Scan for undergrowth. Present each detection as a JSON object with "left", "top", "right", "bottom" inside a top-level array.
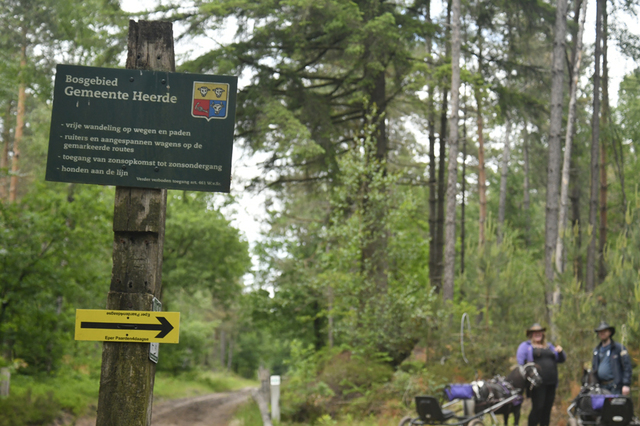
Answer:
[
  {"left": 231, "top": 399, "right": 264, "bottom": 426},
  {"left": 0, "top": 368, "right": 257, "bottom": 425}
]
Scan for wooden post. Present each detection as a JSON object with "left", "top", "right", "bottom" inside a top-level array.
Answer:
[
  {"left": 0, "top": 367, "right": 9, "bottom": 397},
  {"left": 252, "top": 389, "right": 274, "bottom": 426},
  {"left": 95, "top": 20, "right": 174, "bottom": 426},
  {"left": 258, "top": 366, "right": 270, "bottom": 395}
]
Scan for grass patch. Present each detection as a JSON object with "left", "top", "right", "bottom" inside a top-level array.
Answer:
[
  {"left": 9, "top": 372, "right": 100, "bottom": 416},
  {"left": 2, "top": 368, "right": 257, "bottom": 424},
  {"left": 302, "top": 414, "right": 401, "bottom": 426},
  {"left": 280, "top": 414, "right": 402, "bottom": 426},
  {"left": 153, "top": 370, "right": 258, "bottom": 400},
  {"left": 231, "top": 399, "right": 263, "bottom": 426}
]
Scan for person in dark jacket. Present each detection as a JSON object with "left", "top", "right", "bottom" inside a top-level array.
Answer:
[
  {"left": 516, "top": 323, "right": 566, "bottom": 426},
  {"left": 592, "top": 321, "right": 632, "bottom": 395}
]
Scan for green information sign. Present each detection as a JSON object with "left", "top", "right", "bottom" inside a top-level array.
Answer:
[{"left": 46, "top": 64, "right": 237, "bottom": 192}]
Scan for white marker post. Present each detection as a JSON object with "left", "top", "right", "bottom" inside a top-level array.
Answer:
[
  {"left": 270, "top": 375, "right": 281, "bottom": 422},
  {"left": 0, "top": 368, "right": 9, "bottom": 397}
]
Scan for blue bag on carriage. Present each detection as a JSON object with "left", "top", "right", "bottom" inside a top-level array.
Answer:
[
  {"left": 445, "top": 384, "right": 474, "bottom": 401},
  {"left": 591, "top": 394, "right": 619, "bottom": 410}
]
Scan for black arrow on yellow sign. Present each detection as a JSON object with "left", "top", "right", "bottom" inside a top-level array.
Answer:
[{"left": 81, "top": 316, "right": 174, "bottom": 338}]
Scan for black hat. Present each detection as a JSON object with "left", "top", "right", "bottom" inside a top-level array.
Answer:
[
  {"left": 594, "top": 321, "right": 615, "bottom": 337},
  {"left": 526, "top": 323, "right": 546, "bottom": 337}
]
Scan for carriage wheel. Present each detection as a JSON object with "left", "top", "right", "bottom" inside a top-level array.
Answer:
[{"left": 398, "top": 415, "right": 413, "bottom": 426}]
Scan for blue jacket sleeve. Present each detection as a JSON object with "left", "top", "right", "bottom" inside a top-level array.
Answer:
[
  {"left": 620, "top": 345, "right": 633, "bottom": 386},
  {"left": 516, "top": 342, "right": 529, "bottom": 365}
]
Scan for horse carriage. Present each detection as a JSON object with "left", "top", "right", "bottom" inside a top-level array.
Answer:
[
  {"left": 398, "top": 363, "right": 542, "bottom": 426},
  {"left": 567, "top": 370, "right": 640, "bottom": 426}
]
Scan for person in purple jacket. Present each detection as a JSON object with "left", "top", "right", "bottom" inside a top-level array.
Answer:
[{"left": 516, "top": 323, "right": 566, "bottom": 426}]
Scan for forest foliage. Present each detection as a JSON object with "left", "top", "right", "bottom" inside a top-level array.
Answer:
[{"left": 2, "top": 0, "right": 640, "bottom": 423}]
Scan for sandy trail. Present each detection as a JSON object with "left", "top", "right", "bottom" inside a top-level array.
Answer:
[{"left": 72, "top": 388, "right": 254, "bottom": 426}]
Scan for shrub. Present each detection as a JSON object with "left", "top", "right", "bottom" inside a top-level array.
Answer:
[
  {"left": 0, "top": 391, "right": 60, "bottom": 426},
  {"left": 281, "top": 342, "right": 395, "bottom": 423}
]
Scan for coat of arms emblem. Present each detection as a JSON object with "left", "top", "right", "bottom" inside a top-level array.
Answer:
[{"left": 192, "top": 82, "right": 229, "bottom": 120}]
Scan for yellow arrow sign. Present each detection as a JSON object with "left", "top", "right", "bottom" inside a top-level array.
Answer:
[{"left": 75, "top": 309, "right": 180, "bottom": 344}]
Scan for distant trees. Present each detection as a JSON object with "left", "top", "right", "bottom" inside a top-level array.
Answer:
[
  {"left": 162, "top": 0, "right": 639, "bottom": 357},
  {"left": 0, "top": 0, "right": 125, "bottom": 201},
  {"left": 2, "top": 0, "right": 640, "bottom": 380}
]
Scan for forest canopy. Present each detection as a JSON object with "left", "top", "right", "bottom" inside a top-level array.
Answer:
[{"left": 2, "top": 0, "right": 640, "bottom": 422}]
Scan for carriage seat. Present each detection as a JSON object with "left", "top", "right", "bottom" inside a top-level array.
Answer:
[
  {"left": 600, "top": 396, "right": 634, "bottom": 426},
  {"left": 415, "top": 396, "right": 456, "bottom": 423}
]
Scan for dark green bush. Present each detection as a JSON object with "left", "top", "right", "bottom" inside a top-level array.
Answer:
[
  {"left": 281, "top": 343, "right": 395, "bottom": 423},
  {"left": 0, "top": 391, "right": 60, "bottom": 426}
]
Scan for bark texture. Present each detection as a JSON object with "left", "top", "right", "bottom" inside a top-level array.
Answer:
[
  {"left": 544, "top": 0, "right": 568, "bottom": 301},
  {"left": 556, "top": 0, "right": 587, "bottom": 274},
  {"left": 474, "top": 24, "right": 486, "bottom": 248},
  {"left": 96, "top": 20, "right": 173, "bottom": 426},
  {"left": 435, "top": 88, "right": 447, "bottom": 291},
  {"left": 476, "top": 87, "right": 486, "bottom": 247},
  {"left": 0, "top": 101, "right": 12, "bottom": 201},
  {"left": 434, "top": 0, "right": 452, "bottom": 292},
  {"left": 586, "top": 0, "right": 604, "bottom": 292},
  {"left": 442, "top": 0, "right": 461, "bottom": 301},
  {"left": 9, "top": 45, "right": 26, "bottom": 203},
  {"left": 426, "top": 0, "right": 439, "bottom": 291},
  {"left": 460, "top": 109, "right": 467, "bottom": 274},
  {"left": 497, "top": 120, "right": 512, "bottom": 245},
  {"left": 523, "top": 125, "right": 531, "bottom": 246},
  {"left": 428, "top": 86, "right": 438, "bottom": 288},
  {"left": 598, "top": 2, "right": 609, "bottom": 285}
]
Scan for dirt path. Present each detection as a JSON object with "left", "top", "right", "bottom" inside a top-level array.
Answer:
[
  {"left": 152, "top": 388, "right": 253, "bottom": 426},
  {"left": 72, "top": 388, "right": 254, "bottom": 426}
]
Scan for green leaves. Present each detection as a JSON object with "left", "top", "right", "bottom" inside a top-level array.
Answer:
[
  {"left": 162, "top": 192, "right": 251, "bottom": 305},
  {"left": 0, "top": 182, "right": 113, "bottom": 371}
]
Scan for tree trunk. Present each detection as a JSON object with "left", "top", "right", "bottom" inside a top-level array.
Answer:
[
  {"left": 435, "top": 88, "right": 447, "bottom": 292},
  {"left": 442, "top": 0, "right": 461, "bottom": 301},
  {"left": 523, "top": 125, "right": 531, "bottom": 247},
  {"left": 327, "top": 285, "right": 334, "bottom": 348},
  {"left": 9, "top": 42, "right": 26, "bottom": 203},
  {"left": 426, "top": 0, "right": 439, "bottom": 291},
  {"left": 0, "top": 101, "right": 12, "bottom": 201},
  {"left": 460, "top": 105, "right": 467, "bottom": 274},
  {"left": 475, "top": 27, "right": 486, "bottom": 247},
  {"left": 598, "top": 2, "right": 609, "bottom": 284},
  {"left": 586, "top": 0, "right": 604, "bottom": 292},
  {"left": 95, "top": 22, "right": 174, "bottom": 423},
  {"left": 361, "top": 71, "right": 388, "bottom": 291},
  {"left": 556, "top": 0, "right": 587, "bottom": 274},
  {"left": 497, "top": 120, "right": 512, "bottom": 245},
  {"left": 570, "top": 145, "right": 583, "bottom": 282},
  {"left": 220, "top": 329, "right": 226, "bottom": 368},
  {"left": 428, "top": 89, "right": 438, "bottom": 288},
  {"left": 545, "top": 0, "right": 568, "bottom": 335},
  {"left": 434, "top": 0, "right": 452, "bottom": 293},
  {"left": 545, "top": 0, "right": 568, "bottom": 305},
  {"left": 227, "top": 339, "right": 234, "bottom": 371}
]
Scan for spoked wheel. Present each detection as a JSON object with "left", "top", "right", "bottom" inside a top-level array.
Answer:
[{"left": 398, "top": 415, "right": 413, "bottom": 426}]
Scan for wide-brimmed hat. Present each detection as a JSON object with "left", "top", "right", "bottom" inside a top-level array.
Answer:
[
  {"left": 526, "top": 323, "right": 546, "bottom": 337},
  {"left": 594, "top": 321, "right": 615, "bottom": 336}
]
